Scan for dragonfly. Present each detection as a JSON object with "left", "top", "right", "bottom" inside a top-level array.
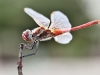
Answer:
[{"left": 21, "top": 8, "right": 100, "bottom": 58}]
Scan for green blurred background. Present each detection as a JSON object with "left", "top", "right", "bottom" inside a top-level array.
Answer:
[{"left": 0, "top": 0, "right": 100, "bottom": 75}]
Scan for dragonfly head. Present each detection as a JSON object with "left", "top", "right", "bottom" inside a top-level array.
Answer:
[{"left": 22, "top": 29, "right": 33, "bottom": 42}]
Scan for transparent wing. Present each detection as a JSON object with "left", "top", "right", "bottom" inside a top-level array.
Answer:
[
  {"left": 49, "top": 11, "right": 71, "bottom": 30},
  {"left": 40, "top": 37, "right": 52, "bottom": 41},
  {"left": 24, "top": 8, "right": 50, "bottom": 28},
  {"left": 54, "top": 32, "right": 72, "bottom": 44}
]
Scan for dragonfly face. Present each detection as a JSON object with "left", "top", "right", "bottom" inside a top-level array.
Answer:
[{"left": 22, "top": 29, "right": 33, "bottom": 42}]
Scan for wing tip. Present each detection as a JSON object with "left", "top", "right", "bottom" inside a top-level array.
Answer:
[
  {"left": 51, "top": 11, "right": 58, "bottom": 14},
  {"left": 24, "top": 7, "right": 32, "bottom": 12},
  {"left": 51, "top": 11, "right": 54, "bottom": 14},
  {"left": 51, "top": 11, "right": 61, "bottom": 14},
  {"left": 24, "top": 7, "right": 28, "bottom": 12}
]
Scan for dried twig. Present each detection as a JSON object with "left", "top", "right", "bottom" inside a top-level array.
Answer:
[{"left": 17, "top": 44, "right": 24, "bottom": 75}]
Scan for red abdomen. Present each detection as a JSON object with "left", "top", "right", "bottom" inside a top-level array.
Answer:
[{"left": 70, "top": 20, "right": 100, "bottom": 31}]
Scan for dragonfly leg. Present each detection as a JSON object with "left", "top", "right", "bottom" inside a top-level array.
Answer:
[
  {"left": 22, "top": 42, "right": 35, "bottom": 50},
  {"left": 18, "top": 42, "right": 34, "bottom": 59},
  {"left": 22, "top": 41, "right": 39, "bottom": 58}
]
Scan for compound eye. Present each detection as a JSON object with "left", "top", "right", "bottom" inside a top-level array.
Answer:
[{"left": 22, "top": 29, "right": 32, "bottom": 42}]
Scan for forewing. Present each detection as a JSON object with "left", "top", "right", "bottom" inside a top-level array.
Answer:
[
  {"left": 24, "top": 8, "right": 50, "bottom": 28},
  {"left": 49, "top": 11, "right": 71, "bottom": 30},
  {"left": 54, "top": 32, "right": 72, "bottom": 44}
]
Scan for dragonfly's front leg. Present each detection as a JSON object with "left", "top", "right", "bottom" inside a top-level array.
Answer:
[
  {"left": 22, "top": 41, "right": 39, "bottom": 58},
  {"left": 18, "top": 42, "right": 35, "bottom": 59},
  {"left": 21, "top": 42, "right": 35, "bottom": 50}
]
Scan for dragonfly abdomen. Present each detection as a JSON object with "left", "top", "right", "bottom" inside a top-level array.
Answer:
[{"left": 70, "top": 20, "right": 100, "bottom": 31}]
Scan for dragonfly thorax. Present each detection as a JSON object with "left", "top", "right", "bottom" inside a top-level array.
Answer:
[{"left": 32, "top": 27, "right": 53, "bottom": 41}]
